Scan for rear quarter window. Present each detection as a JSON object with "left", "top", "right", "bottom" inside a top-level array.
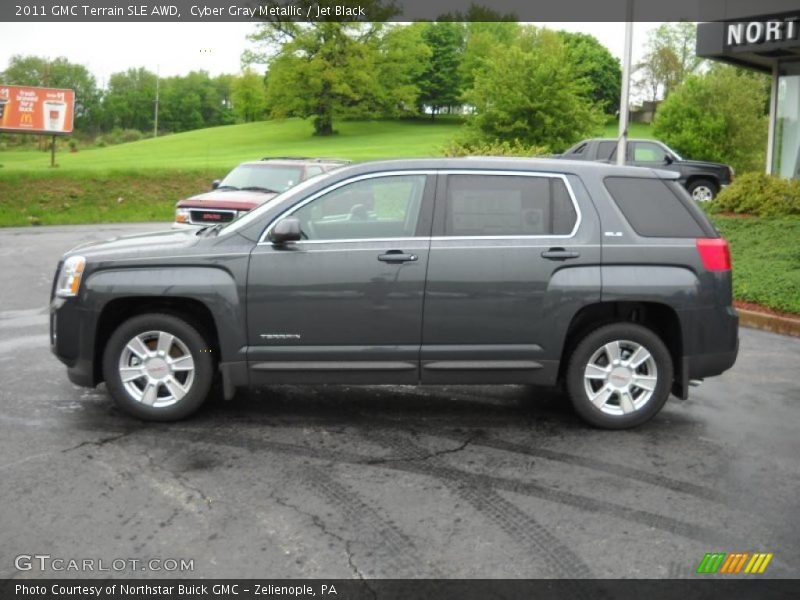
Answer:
[{"left": 603, "top": 177, "right": 707, "bottom": 238}]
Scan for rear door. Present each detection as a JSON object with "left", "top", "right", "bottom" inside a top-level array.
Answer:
[{"left": 420, "top": 170, "right": 601, "bottom": 385}]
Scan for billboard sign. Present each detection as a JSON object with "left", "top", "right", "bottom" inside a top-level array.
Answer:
[{"left": 0, "top": 85, "right": 75, "bottom": 134}]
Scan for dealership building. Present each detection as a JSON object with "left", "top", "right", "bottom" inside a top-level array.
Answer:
[{"left": 697, "top": 11, "right": 800, "bottom": 179}]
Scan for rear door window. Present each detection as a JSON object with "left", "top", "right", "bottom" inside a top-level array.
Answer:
[
  {"left": 443, "top": 175, "right": 577, "bottom": 237},
  {"left": 596, "top": 142, "right": 617, "bottom": 161},
  {"left": 603, "top": 177, "right": 707, "bottom": 237}
]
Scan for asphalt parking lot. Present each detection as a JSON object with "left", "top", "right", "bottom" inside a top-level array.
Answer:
[{"left": 1, "top": 223, "right": 798, "bottom": 580}]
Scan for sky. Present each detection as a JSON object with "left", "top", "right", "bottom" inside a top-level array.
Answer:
[{"left": 0, "top": 21, "right": 661, "bottom": 87}]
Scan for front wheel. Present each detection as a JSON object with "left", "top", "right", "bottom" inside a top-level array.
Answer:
[
  {"left": 687, "top": 179, "right": 718, "bottom": 202},
  {"left": 566, "top": 323, "right": 673, "bottom": 429},
  {"left": 102, "top": 313, "right": 214, "bottom": 421}
]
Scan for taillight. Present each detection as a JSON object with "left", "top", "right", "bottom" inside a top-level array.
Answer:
[{"left": 696, "top": 238, "right": 731, "bottom": 271}]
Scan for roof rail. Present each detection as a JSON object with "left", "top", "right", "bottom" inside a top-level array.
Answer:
[{"left": 260, "top": 156, "right": 351, "bottom": 163}]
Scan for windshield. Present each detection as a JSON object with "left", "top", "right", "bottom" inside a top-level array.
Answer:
[
  {"left": 662, "top": 143, "right": 683, "bottom": 161},
  {"left": 218, "top": 171, "right": 332, "bottom": 236},
  {"left": 219, "top": 164, "right": 304, "bottom": 193}
]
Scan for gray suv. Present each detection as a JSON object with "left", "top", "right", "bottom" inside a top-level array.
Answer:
[{"left": 50, "top": 159, "right": 738, "bottom": 429}]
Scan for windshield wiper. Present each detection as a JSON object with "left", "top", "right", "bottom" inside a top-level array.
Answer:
[
  {"left": 215, "top": 185, "right": 239, "bottom": 191},
  {"left": 195, "top": 223, "right": 226, "bottom": 237},
  {"left": 239, "top": 186, "right": 279, "bottom": 194}
]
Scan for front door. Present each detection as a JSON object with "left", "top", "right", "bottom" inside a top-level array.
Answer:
[
  {"left": 246, "top": 172, "right": 435, "bottom": 384},
  {"left": 628, "top": 141, "right": 673, "bottom": 170}
]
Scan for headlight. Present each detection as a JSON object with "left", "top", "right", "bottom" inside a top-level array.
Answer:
[
  {"left": 56, "top": 255, "right": 86, "bottom": 297},
  {"left": 175, "top": 208, "right": 191, "bottom": 224}
]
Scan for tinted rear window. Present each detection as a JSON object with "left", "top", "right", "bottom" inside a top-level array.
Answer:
[
  {"left": 445, "top": 175, "right": 577, "bottom": 237},
  {"left": 604, "top": 177, "right": 706, "bottom": 238}
]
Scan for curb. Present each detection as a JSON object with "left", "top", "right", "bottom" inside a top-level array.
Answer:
[{"left": 737, "top": 309, "right": 800, "bottom": 338}]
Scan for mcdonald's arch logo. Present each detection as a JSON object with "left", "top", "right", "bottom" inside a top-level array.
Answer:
[
  {"left": 696, "top": 552, "right": 773, "bottom": 574},
  {"left": 20, "top": 113, "right": 33, "bottom": 125}
]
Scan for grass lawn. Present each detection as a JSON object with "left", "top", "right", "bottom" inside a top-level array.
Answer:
[
  {"left": 0, "top": 118, "right": 464, "bottom": 173},
  {"left": 0, "top": 170, "right": 217, "bottom": 226},
  {"left": 712, "top": 215, "right": 800, "bottom": 315},
  {"left": 601, "top": 121, "right": 654, "bottom": 139},
  {"left": 0, "top": 118, "right": 465, "bottom": 226}
]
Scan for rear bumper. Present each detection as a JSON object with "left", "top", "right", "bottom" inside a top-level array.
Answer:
[
  {"left": 686, "top": 344, "right": 739, "bottom": 381},
  {"left": 673, "top": 305, "right": 738, "bottom": 398}
]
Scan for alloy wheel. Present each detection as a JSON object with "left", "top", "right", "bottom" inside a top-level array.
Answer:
[
  {"left": 582, "top": 339, "right": 658, "bottom": 416},
  {"left": 692, "top": 185, "right": 714, "bottom": 202},
  {"left": 118, "top": 330, "right": 195, "bottom": 408}
]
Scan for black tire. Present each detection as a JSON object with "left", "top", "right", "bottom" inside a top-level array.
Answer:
[
  {"left": 687, "top": 178, "right": 718, "bottom": 203},
  {"left": 565, "top": 323, "right": 673, "bottom": 429},
  {"left": 102, "top": 313, "right": 214, "bottom": 421}
]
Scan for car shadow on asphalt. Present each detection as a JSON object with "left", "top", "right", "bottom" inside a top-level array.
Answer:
[{"left": 65, "top": 382, "right": 698, "bottom": 440}]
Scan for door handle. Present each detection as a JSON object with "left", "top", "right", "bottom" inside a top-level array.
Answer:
[
  {"left": 378, "top": 250, "right": 418, "bottom": 263},
  {"left": 541, "top": 248, "right": 580, "bottom": 260}
]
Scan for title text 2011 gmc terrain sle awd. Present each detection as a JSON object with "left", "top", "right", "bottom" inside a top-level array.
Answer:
[{"left": 51, "top": 159, "right": 738, "bottom": 429}]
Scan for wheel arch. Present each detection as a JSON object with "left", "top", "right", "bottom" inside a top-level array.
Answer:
[
  {"left": 686, "top": 174, "right": 720, "bottom": 191},
  {"left": 94, "top": 297, "right": 221, "bottom": 385},
  {"left": 558, "top": 301, "right": 685, "bottom": 398}
]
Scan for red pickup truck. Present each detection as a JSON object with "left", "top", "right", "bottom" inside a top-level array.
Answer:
[{"left": 173, "top": 157, "right": 349, "bottom": 228}]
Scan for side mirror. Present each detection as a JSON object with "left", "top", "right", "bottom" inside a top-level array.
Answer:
[
  {"left": 211, "top": 179, "right": 221, "bottom": 190},
  {"left": 268, "top": 217, "right": 302, "bottom": 245},
  {"left": 664, "top": 155, "right": 674, "bottom": 165}
]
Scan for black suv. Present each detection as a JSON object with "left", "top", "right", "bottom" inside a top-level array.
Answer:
[
  {"left": 557, "top": 138, "right": 734, "bottom": 202},
  {"left": 50, "top": 159, "right": 738, "bottom": 429}
]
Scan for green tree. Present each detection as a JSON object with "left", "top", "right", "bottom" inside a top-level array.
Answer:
[
  {"left": 556, "top": 31, "right": 621, "bottom": 115},
  {"left": 375, "top": 23, "right": 430, "bottom": 118},
  {"left": 231, "top": 69, "right": 267, "bottom": 123},
  {"left": 104, "top": 67, "right": 157, "bottom": 131},
  {"left": 416, "top": 22, "right": 464, "bottom": 119},
  {"left": 465, "top": 26, "right": 603, "bottom": 151},
  {"left": 636, "top": 22, "right": 702, "bottom": 101},
  {"left": 162, "top": 72, "right": 237, "bottom": 130},
  {"left": 459, "top": 21, "right": 520, "bottom": 95},
  {"left": 2, "top": 55, "right": 102, "bottom": 132},
  {"left": 652, "top": 65, "right": 769, "bottom": 174},
  {"left": 246, "top": 1, "right": 398, "bottom": 135}
]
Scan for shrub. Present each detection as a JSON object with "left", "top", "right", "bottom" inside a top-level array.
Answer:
[
  {"left": 711, "top": 172, "right": 800, "bottom": 217},
  {"left": 443, "top": 138, "right": 549, "bottom": 158},
  {"left": 653, "top": 65, "right": 769, "bottom": 174},
  {"left": 96, "top": 128, "right": 145, "bottom": 147}
]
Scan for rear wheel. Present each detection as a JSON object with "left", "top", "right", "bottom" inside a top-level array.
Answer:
[
  {"left": 102, "top": 313, "right": 214, "bottom": 421},
  {"left": 687, "top": 179, "right": 718, "bottom": 202},
  {"left": 566, "top": 323, "right": 673, "bottom": 429}
]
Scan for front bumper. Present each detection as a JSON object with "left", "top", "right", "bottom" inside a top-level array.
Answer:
[{"left": 50, "top": 296, "right": 98, "bottom": 387}]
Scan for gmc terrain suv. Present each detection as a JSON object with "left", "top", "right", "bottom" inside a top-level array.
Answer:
[
  {"left": 50, "top": 159, "right": 738, "bottom": 429},
  {"left": 557, "top": 138, "right": 734, "bottom": 202},
  {"left": 173, "top": 157, "right": 349, "bottom": 228}
]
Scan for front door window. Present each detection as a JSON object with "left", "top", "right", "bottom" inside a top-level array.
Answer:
[{"left": 291, "top": 175, "right": 427, "bottom": 240}]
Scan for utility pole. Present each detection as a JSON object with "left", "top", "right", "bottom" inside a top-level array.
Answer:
[
  {"left": 153, "top": 65, "right": 160, "bottom": 138},
  {"left": 616, "top": 2, "right": 634, "bottom": 166}
]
